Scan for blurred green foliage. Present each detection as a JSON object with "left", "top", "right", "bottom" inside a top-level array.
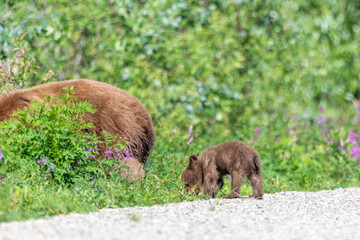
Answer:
[
  {"left": 1, "top": 0, "right": 359, "bottom": 125},
  {"left": 0, "top": 0, "right": 360, "bottom": 222}
]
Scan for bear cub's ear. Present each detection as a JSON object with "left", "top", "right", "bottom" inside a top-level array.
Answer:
[
  {"left": 189, "top": 154, "right": 198, "bottom": 161},
  {"left": 188, "top": 154, "right": 198, "bottom": 167}
]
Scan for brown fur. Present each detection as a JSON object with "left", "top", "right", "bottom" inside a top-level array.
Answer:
[
  {"left": 0, "top": 79, "right": 155, "bottom": 179},
  {"left": 181, "top": 141, "right": 264, "bottom": 199}
]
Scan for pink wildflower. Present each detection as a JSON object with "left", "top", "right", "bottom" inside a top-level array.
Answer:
[
  {"left": 37, "top": 156, "right": 45, "bottom": 164},
  {"left": 253, "top": 127, "right": 261, "bottom": 140},
  {"left": 350, "top": 147, "right": 360, "bottom": 162},
  {"left": 187, "top": 136, "right": 194, "bottom": 146},
  {"left": 188, "top": 123, "right": 193, "bottom": 137},
  {"left": 317, "top": 114, "right": 326, "bottom": 125},
  {"left": 347, "top": 130, "right": 359, "bottom": 145}
]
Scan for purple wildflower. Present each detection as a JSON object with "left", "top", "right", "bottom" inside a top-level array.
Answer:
[
  {"left": 37, "top": 156, "right": 45, "bottom": 164},
  {"left": 323, "top": 127, "right": 328, "bottom": 135},
  {"left": 287, "top": 127, "right": 291, "bottom": 134},
  {"left": 88, "top": 148, "right": 92, "bottom": 152},
  {"left": 320, "top": 106, "right": 324, "bottom": 112},
  {"left": 347, "top": 131, "right": 359, "bottom": 146},
  {"left": 104, "top": 147, "right": 113, "bottom": 159},
  {"left": 330, "top": 138, "right": 334, "bottom": 143},
  {"left": 350, "top": 146, "right": 360, "bottom": 162},
  {"left": 173, "top": 126, "right": 177, "bottom": 133},
  {"left": 188, "top": 123, "right": 193, "bottom": 137},
  {"left": 253, "top": 127, "right": 261, "bottom": 140},
  {"left": 77, "top": 160, "right": 81, "bottom": 164},
  {"left": 127, "top": 148, "right": 133, "bottom": 158},
  {"left": 67, "top": 166, "right": 71, "bottom": 172},
  {"left": 276, "top": 137, "right": 281, "bottom": 144},
  {"left": 317, "top": 114, "right": 326, "bottom": 125},
  {"left": 50, "top": 166, "right": 55, "bottom": 172},
  {"left": 119, "top": 148, "right": 133, "bottom": 160},
  {"left": 187, "top": 136, "right": 194, "bottom": 146},
  {"left": 227, "top": 175, "right": 231, "bottom": 180},
  {"left": 0, "top": 152, "right": 4, "bottom": 160}
]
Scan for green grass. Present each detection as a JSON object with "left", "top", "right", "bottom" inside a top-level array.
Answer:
[{"left": 1, "top": 115, "right": 359, "bottom": 223}]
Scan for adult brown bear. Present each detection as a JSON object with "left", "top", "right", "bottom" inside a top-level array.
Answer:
[{"left": 0, "top": 79, "right": 155, "bottom": 178}]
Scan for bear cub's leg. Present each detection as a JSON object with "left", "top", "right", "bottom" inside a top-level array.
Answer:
[
  {"left": 248, "top": 172, "right": 264, "bottom": 199},
  {"left": 203, "top": 171, "right": 222, "bottom": 198},
  {"left": 224, "top": 171, "right": 245, "bottom": 199}
]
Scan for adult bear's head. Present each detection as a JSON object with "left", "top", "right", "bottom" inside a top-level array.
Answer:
[{"left": 0, "top": 91, "right": 33, "bottom": 121}]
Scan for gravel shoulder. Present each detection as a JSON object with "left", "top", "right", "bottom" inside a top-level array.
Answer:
[{"left": 1, "top": 187, "right": 359, "bottom": 240}]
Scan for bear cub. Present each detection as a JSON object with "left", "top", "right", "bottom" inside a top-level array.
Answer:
[{"left": 181, "top": 141, "right": 264, "bottom": 199}]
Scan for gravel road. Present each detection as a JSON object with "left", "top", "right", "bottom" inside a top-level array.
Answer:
[{"left": 1, "top": 187, "right": 359, "bottom": 240}]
